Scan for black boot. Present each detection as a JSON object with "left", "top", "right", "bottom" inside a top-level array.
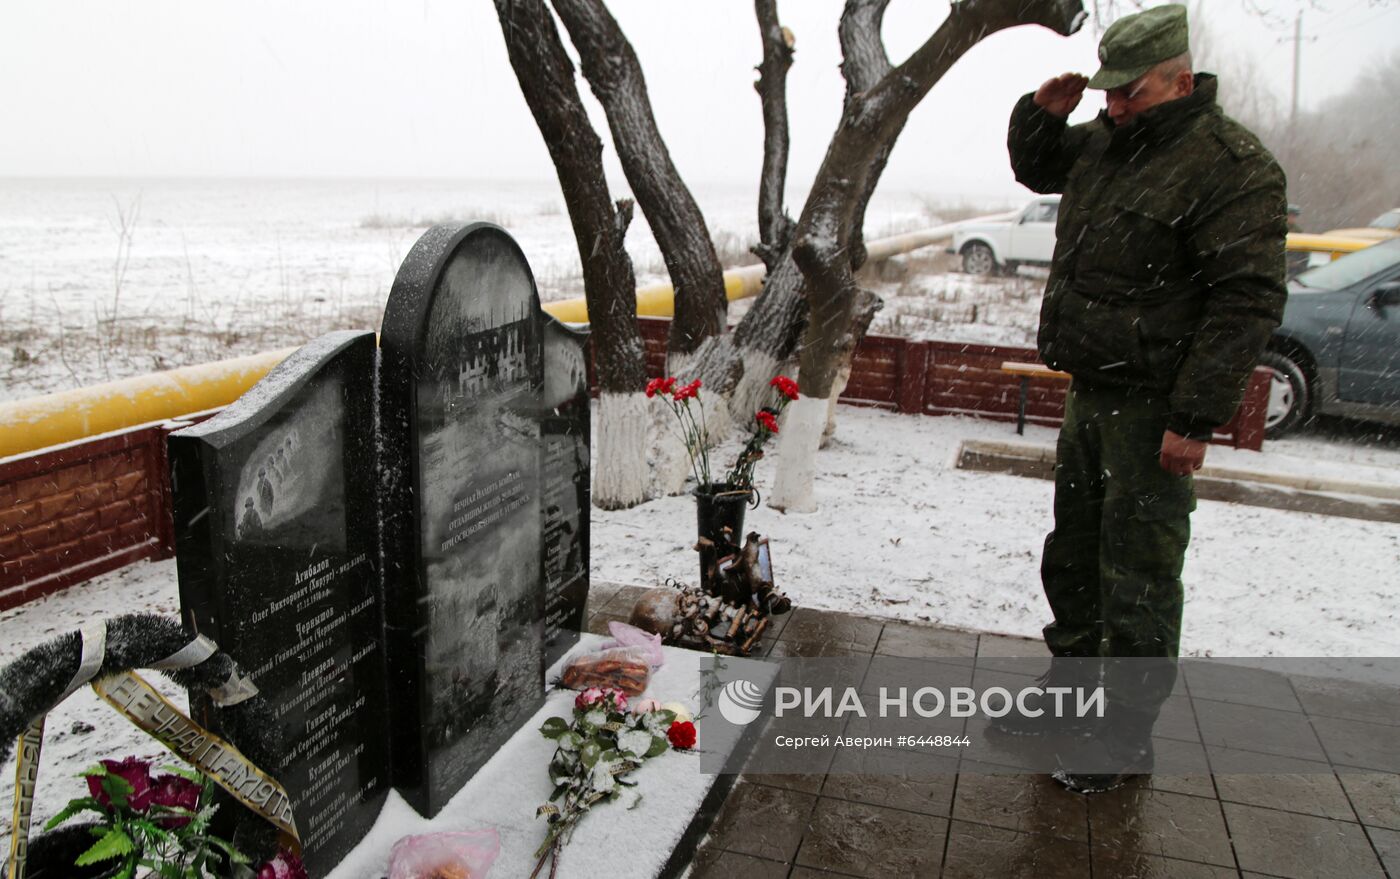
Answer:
[
  {"left": 1051, "top": 700, "right": 1156, "bottom": 794},
  {"left": 1051, "top": 734, "right": 1154, "bottom": 794},
  {"left": 988, "top": 658, "right": 1102, "bottom": 738}
]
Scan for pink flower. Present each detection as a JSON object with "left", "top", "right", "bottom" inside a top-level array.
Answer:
[
  {"left": 755, "top": 410, "right": 780, "bottom": 434},
  {"left": 604, "top": 688, "right": 629, "bottom": 712},
  {"left": 149, "top": 773, "right": 201, "bottom": 828},
  {"left": 575, "top": 687, "right": 605, "bottom": 710},
  {"left": 769, "top": 375, "right": 799, "bottom": 401},
  {"left": 633, "top": 698, "right": 662, "bottom": 714},
  {"left": 87, "top": 757, "right": 154, "bottom": 812},
  {"left": 256, "top": 849, "right": 308, "bottom": 879}
]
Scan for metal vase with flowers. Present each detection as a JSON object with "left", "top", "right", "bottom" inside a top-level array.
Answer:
[{"left": 647, "top": 374, "right": 799, "bottom": 591}]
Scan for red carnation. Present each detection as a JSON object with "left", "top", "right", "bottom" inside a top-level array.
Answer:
[
  {"left": 755, "top": 410, "right": 780, "bottom": 434},
  {"left": 645, "top": 376, "right": 677, "bottom": 398},
  {"left": 87, "top": 757, "right": 154, "bottom": 812},
  {"left": 769, "top": 375, "right": 799, "bottom": 401},
  {"left": 672, "top": 379, "right": 702, "bottom": 402},
  {"left": 667, "top": 720, "right": 697, "bottom": 750}
]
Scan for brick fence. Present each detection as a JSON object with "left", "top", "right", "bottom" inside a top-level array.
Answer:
[
  {"left": 0, "top": 424, "right": 176, "bottom": 610},
  {"left": 638, "top": 317, "right": 1268, "bottom": 438},
  {"left": 0, "top": 322, "right": 1268, "bottom": 610}
]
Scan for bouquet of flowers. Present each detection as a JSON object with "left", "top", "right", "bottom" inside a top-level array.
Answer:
[
  {"left": 42, "top": 756, "right": 305, "bottom": 879},
  {"left": 646, "top": 374, "right": 800, "bottom": 491},
  {"left": 533, "top": 688, "right": 695, "bottom": 876},
  {"left": 43, "top": 757, "right": 242, "bottom": 879}
]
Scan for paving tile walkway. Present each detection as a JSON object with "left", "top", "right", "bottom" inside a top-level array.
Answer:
[{"left": 586, "top": 583, "right": 1399, "bottom": 879}]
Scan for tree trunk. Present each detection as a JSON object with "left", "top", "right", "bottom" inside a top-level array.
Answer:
[
  {"left": 499, "top": 0, "right": 1085, "bottom": 509},
  {"left": 493, "top": 0, "right": 648, "bottom": 509},
  {"left": 770, "top": 0, "right": 1085, "bottom": 511},
  {"left": 644, "top": 1, "right": 809, "bottom": 497},
  {"left": 753, "top": 0, "right": 796, "bottom": 273},
  {"left": 549, "top": 0, "right": 729, "bottom": 363},
  {"left": 838, "top": 0, "right": 894, "bottom": 273}
]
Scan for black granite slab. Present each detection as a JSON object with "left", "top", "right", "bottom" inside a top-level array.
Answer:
[
  {"left": 541, "top": 318, "right": 590, "bottom": 669},
  {"left": 169, "top": 330, "right": 388, "bottom": 876},
  {"left": 378, "top": 223, "right": 549, "bottom": 817}
]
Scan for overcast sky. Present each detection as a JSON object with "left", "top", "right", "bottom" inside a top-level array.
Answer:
[{"left": 2, "top": 0, "right": 1396, "bottom": 200}]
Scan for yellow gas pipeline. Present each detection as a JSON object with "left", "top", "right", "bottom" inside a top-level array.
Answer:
[
  {"left": 0, "top": 349, "right": 299, "bottom": 460},
  {"left": 0, "top": 268, "right": 770, "bottom": 459},
  {"left": 541, "top": 263, "right": 766, "bottom": 322}
]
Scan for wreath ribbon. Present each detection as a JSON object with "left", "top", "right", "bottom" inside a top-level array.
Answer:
[
  {"left": 92, "top": 672, "right": 299, "bottom": 841},
  {"left": 5, "top": 624, "right": 295, "bottom": 879},
  {"left": 5, "top": 720, "right": 43, "bottom": 879}
]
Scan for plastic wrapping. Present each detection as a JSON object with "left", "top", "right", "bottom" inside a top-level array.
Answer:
[
  {"left": 600, "top": 621, "right": 665, "bottom": 668},
  {"left": 387, "top": 829, "right": 499, "bottom": 879},
  {"left": 559, "top": 646, "right": 652, "bottom": 696}
]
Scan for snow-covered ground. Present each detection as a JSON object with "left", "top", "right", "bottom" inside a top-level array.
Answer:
[
  {"left": 5, "top": 402, "right": 1399, "bottom": 841},
  {"left": 598, "top": 405, "right": 1400, "bottom": 659},
  {"left": 866, "top": 254, "right": 1045, "bottom": 347}
]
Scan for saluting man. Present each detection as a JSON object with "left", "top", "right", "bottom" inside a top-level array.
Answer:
[{"left": 999, "top": 4, "right": 1287, "bottom": 792}]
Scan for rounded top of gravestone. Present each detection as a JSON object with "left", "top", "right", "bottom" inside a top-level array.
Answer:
[{"left": 380, "top": 223, "right": 541, "bottom": 365}]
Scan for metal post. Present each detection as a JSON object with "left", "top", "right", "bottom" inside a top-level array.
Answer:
[
  {"left": 1017, "top": 377, "right": 1029, "bottom": 435},
  {"left": 1290, "top": 10, "right": 1302, "bottom": 130}
]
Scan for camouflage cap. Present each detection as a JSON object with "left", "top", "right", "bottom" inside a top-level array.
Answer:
[{"left": 1087, "top": 5, "right": 1190, "bottom": 90}]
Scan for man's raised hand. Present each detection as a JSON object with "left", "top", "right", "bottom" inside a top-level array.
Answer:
[{"left": 1034, "top": 73, "right": 1089, "bottom": 118}]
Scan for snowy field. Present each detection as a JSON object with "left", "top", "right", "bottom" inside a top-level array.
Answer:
[{"left": 0, "top": 177, "right": 962, "bottom": 402}]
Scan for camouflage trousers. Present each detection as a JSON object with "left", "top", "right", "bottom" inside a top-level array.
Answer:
[{"left": 1041, "top": 381, "right": 1194, "bottom": 664}]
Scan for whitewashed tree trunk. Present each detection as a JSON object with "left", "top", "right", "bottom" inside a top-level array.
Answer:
[
  {"left": 725, "top": 349, "right": 786, "bottom": 427},
  {"left": 594, "top": 392, "right": 649, "bottom": 509},
  {"left": 822, "top": 362, "right": 852, "bottom": 449},
  {"left": 768, "top": 395, "right": 828, "bottom": 513},
  {"left": 495, "top": 0, "right": 651, "bottom": 509},
  {"left": 647, "top": 405, "right": 692, "bottom": 498}
]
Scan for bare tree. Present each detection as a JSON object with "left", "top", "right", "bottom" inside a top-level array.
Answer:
[
  {"left": 496, "top": 0, "right": 1087, "bottom": 510},
  {"left": 549, "top": 0, "right": 729, "bottom": 365},
  {"left": 1270, "top": 50, "right": 1400, "bottom": 232},
  {"left": 769, "top": 0, "right": 1086, "bottom": 510},
  {"left": 1191, "top": 3, "right": 1400, "bottom": 233},
  {"left": 494, "top": 0, "right": 649, "bottom": 508}
]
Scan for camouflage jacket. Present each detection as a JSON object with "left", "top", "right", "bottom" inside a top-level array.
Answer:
[{"left": 1007, "top": 75, "right": 1287, "bottom": 439}]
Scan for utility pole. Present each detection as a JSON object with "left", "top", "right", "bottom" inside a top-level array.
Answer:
[
  {"left": 1276, "top": 7, "right": 1316, "bottom": 137},
  {"left": 1277, "top": 9, "right": 1315, "bottom": 133},
  {"left": 1290, "top": 10, "right": 1302, "bottom": 129}
]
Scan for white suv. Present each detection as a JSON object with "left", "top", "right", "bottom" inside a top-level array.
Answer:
[{"left": 948, "top": 195, "right": 1060, "bottom": 275}]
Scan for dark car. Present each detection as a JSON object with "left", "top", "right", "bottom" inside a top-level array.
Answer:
[{"left": 1263, "top": 238, "right": 1400, "bottom": 437}]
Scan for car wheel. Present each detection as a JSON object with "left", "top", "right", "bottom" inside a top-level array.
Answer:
[
  {"left": 962, "top": 242, "right": 996, "bottom": 276},
  {"left": 1261, "top": 349, "right": 1310, "bottom": 439}
]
